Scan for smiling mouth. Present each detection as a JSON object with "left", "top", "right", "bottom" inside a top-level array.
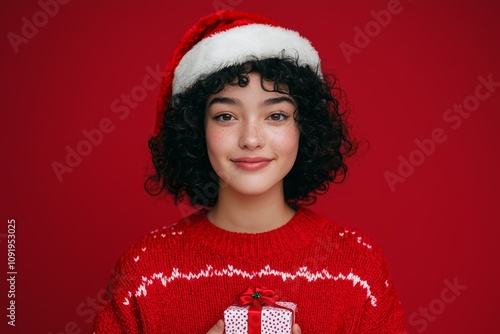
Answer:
[{"left": 231, "top": 158, "right": 273, "bottom": 171}]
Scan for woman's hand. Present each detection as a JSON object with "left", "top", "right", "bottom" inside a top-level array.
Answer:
[
  {"left": 206, "top": 320, "right": 302, "bottom": 334},
  {"left": 206, "top": 320, "right": 224, "bottom": 334}
]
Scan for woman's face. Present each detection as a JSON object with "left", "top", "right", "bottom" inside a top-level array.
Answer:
[{"left": 204, "top": 72, "right": 300, "bottom": 197}]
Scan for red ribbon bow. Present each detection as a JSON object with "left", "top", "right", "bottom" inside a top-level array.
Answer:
[{"left": 236, "top": 287, "right": 295, "bottom": 334}]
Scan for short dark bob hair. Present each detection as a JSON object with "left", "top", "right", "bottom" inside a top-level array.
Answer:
[{"left": 145, "top": 56, "right": 357, "bottom": 208}]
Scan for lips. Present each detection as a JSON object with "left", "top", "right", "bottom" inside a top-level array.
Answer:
[{"left": 231, "top": 157, "right": 273, "bottom": 171}]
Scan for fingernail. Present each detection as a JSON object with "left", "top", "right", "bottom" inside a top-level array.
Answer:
[
  {"left": 216, "top": 319, "right": 223, "bottom": 330},
  {"left": 296, "top": 324, "right": 302, "bottom": 334}
]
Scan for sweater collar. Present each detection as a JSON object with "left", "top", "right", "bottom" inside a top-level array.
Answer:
[{"left": 184, "top": 206, "right": 325, "bottom": 258}]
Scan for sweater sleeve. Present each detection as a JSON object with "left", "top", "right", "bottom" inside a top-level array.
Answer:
[
  {"left": 358, "top": 244, "right": 407, "bottom": 333},
  {"left": 93, "top": 246, "right": 144, "bottom": 334}
]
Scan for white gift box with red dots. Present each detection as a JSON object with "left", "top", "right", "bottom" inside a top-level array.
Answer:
[{"left": 224, "top": 301, "right": 297, "bottom": 334}]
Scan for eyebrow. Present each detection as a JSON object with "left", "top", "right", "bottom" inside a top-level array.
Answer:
[
  {"left": 207, "top": 96, "right": 296, "bottom": 108},
  {"left": 207, "top": 97, "right": 237, "bottom": 107}
]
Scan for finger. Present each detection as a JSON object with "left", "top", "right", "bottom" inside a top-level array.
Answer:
[
  {"left": 292, "top": 323, "right": 302, "bottom": 334},
  {"left": 206, "top": 319, "right": 224, "bottom": 334}
]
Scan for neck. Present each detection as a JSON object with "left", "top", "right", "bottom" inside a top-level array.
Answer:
[{"left": 206, "top": 181, "right": 295, "bottom": 233}]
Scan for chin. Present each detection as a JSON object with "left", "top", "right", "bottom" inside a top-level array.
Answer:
[{"left": 225, "top": 179, "right": 282, "bottom": 197}]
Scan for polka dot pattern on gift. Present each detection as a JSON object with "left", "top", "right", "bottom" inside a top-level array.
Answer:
[
  {"left": 261, "top": 302, "right": 296, "bottom": 333},
  {"left": 224, "top": 302, "right": 296, "bottom": 334},
  {"left": 224, "top": 305, "right": 249, "bottom": 333}
]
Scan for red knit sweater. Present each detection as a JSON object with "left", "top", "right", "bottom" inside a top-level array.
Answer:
[{"left": 93, "top": 207, "right": 406, "bottom": 333}]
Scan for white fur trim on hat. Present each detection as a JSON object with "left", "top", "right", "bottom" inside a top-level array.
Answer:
[{"left": 172, "top": 24, "right": 321, "bottom": 95}]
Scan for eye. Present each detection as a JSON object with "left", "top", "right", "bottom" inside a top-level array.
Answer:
[
  {"left": 214, "top": 113, "right": 235, "bottom": 122},
  {"left": 268, "top": 113, "right": 289, "bottom": 122}
]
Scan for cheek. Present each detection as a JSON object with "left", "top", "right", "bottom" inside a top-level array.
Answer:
[
  {"left": 205, "top": 125, "right": 230, "bottom": 162},
  {"left": 272, "top": 125, "right": 300, "bottom": 157}
]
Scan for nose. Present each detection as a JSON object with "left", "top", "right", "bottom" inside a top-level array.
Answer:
[{"left": 239, "top": 120, "right": 264, "bottom": 150}]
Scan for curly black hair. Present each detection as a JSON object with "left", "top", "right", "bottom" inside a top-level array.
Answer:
[{"left": 145, "top": 56, "right": 357, "bottom": 208}]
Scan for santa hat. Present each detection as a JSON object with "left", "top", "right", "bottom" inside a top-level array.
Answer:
[{"left": 154, "top": 10, "right": 322, "bottom": 135}]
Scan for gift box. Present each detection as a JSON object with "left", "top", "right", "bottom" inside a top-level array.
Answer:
[{"left": 224, "top": 287, "right": 297, "bottom": 334}]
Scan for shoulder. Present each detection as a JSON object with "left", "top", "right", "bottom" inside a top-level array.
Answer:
[
  {"left": 99, "top": 211, "right": 207, "bottom": 307},
  {"left": 300, "top": 207, "right": 400, "bottom": 305},
  {"left": 111, "top": 209, "right": 206, "bottom": 274},
  {"left": 300, "top": 206, "right": 378, "bottom": 247},
  {"left": 299, "top": 206, "right": 390, "bottom": 269}
]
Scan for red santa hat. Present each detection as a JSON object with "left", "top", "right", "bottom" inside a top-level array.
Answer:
[{"left": 155, "top": 10, "right": 322, "bottom": 135}]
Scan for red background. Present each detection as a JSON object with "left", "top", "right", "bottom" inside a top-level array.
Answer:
[{"left": 1, "top": 0, "right": 499, "bottom": 333}]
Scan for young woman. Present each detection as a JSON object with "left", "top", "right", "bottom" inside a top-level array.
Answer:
[{"left": 93, "top": 10, "right": 406, "bottom": 333}]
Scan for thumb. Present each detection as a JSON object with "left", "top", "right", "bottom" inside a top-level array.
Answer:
[
  {"left": 206, "top": 319, "right": 224, "bottom": 334},
  {"left": 292, "top": 323, "right": 302, "bottom": 334}
]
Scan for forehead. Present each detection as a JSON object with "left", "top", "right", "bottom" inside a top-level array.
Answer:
[{"left": 210, "top": 72, "right": 289, "bottom": 98}]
